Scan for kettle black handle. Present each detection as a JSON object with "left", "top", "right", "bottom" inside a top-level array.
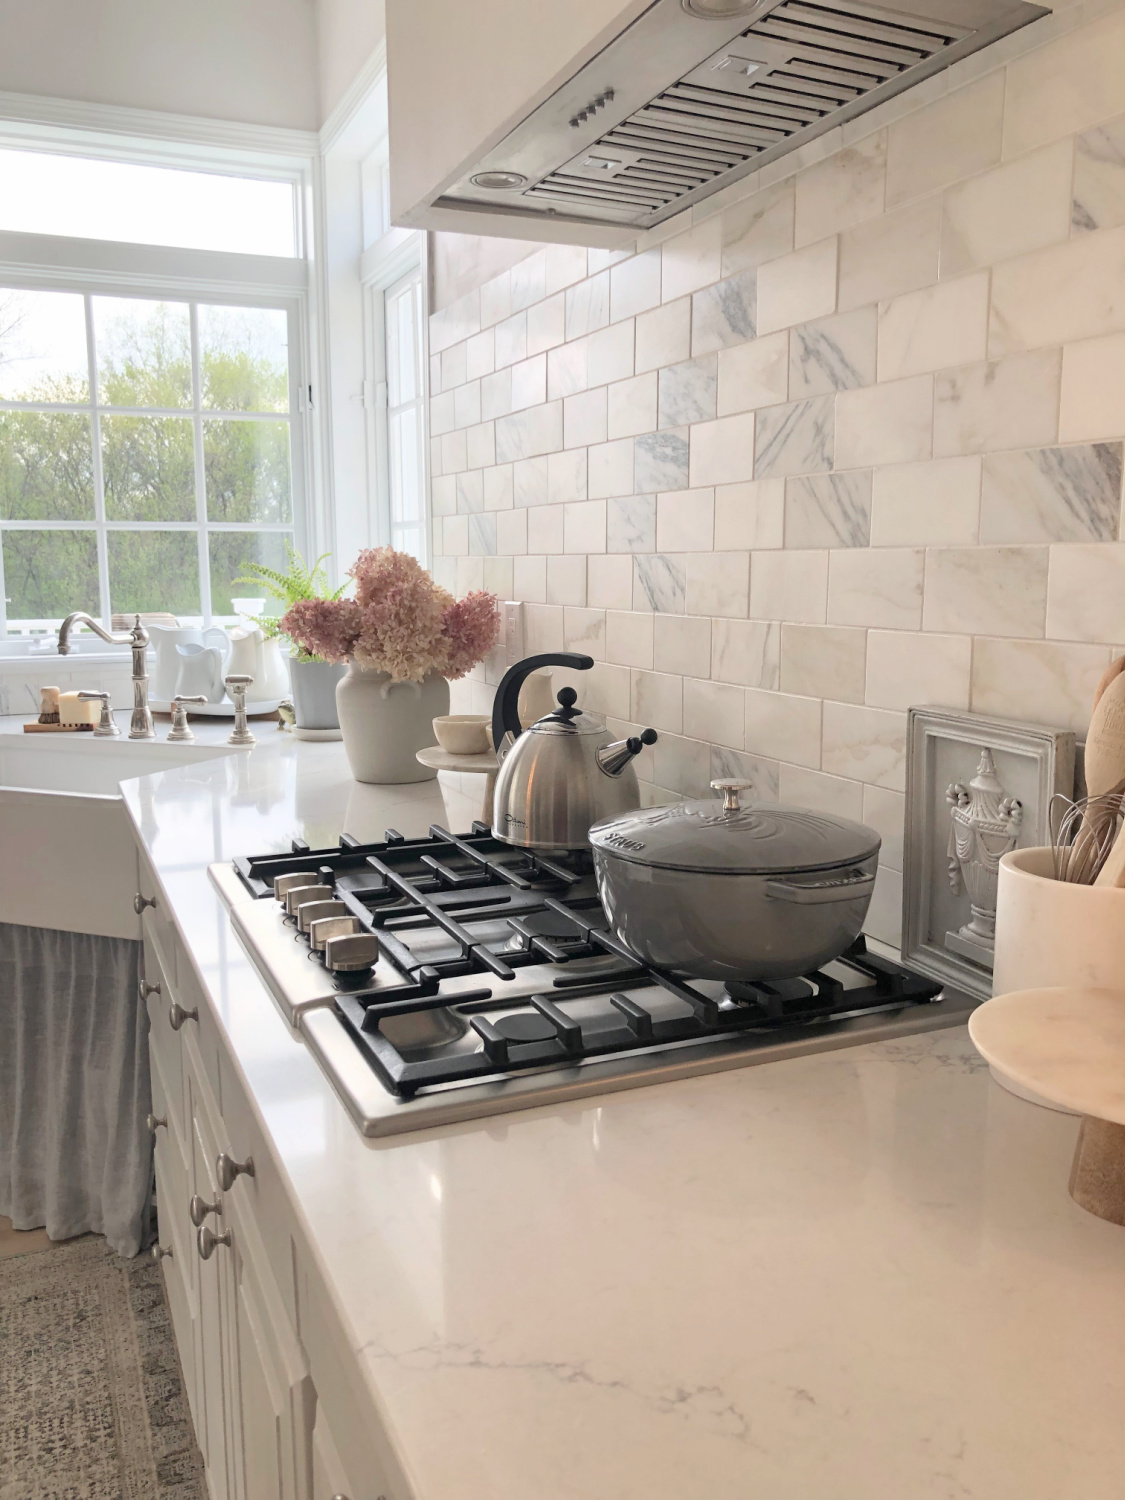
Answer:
[{"left": 491, "top": 652, "right": 595, "bottom": 753}]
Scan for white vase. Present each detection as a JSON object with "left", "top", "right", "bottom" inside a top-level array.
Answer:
[{"left": 335, "top": 664, "right": 450, "bottom": 784}]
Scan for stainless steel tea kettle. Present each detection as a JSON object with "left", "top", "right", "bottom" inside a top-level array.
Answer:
[{"left": 490, "top": 652, "right": 658, "bottom": 852}]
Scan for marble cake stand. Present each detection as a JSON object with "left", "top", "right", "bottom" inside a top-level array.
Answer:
[
  {"left": 969, "top": 987, "right": 1125, "bottom": 1226},
  {"left": 415, "top": 745, "right": 498, "bottom": 822}
]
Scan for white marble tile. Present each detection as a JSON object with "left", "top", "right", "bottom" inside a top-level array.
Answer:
[
  {"left": 563, "top": 606, "right": 606, "bottom": 661},
  {"left": 756, "top": 239, "right": 837, "bottom": 336},
  {"left": 795, "top": 132, "right": 886, "bottom": 247},
  {"left": 721, "top": 177, "right": 794, "bottom": 276},
  {"left": 686, "top": 552, "right": 750, "bottom": 618},
  {"left": 886, "top": 74, "right": 1003, "bottom": 207},
  {"left": 513, "top": 455, "right": 548, "bottom": 508},
  {"left": 455, "top": 555, "right": 485, "bottom": 594},
  {"left": 1046, "top": 542, "right": 1125, "bottom": 643},
  {"left": 828, "top": 548, "right": 924, "bottom": 629},
  {"left": 711, "top": 744, "right": 779, "bottom": 804},
  {"left": 750, "top": 548, "right": 829, "bottom": 624},
  {"left": 1060, "top": 331, "right": 1125, "bottom": 442},
  {"left": 1004, "top": 6, "right": 1125, "bottom": 157},
  {"left": 478, "top": 271, "right": 511, "bottom": 330},
  {"left": 683, "top": 677, "right": 744, "bottom": 748},
  {"left": 587, "top": 438, "right": 635, "bottom": 500},
  {"left": 443, "top": 514, "right": 468, "bottom": 556},
  {"left": 659, "top": 356, "right": 717, "bottom": 428},
  {"left": 510, "top": 252, "right": 547, "bottom": 313},
  {"left": 440, "top": 428, "right": 467, "bottom": 474},
  {"left": 509, "top": 354, "right": 546, "bottom": 413},
  {"left": 744, "top": 687, "right": 822, "bottom": 769},
  {"left": 691, "top": 269, "right": 758, "bottom": 355},
  {"left": 971, "top": 637, "right": 1113, "bottom": 733},
  {"left": 633, "top": 553, "right": 686, "bottom": 613},
  {"left": 662, "top": 218, "right": 722, "bottom": 302},
  {"left": 784, "top": 471, "right": 872, "bottom": 549},
  {"left": 934, "top": 351, "right": 1060, "bottom": 457},
  {"left": 989, "top": 227, "right": 1125, "bottom": 357},
  {"left": 714, "top": 478, "right": 785, "bottom": 550},
  {"left": 495, "top": 508, "right": 527, "bottom": 555},
  {"left": 689, "top": 411, "right": 756, "bottom": 487},
  {"left": 467, "top": 422, "right": 495, "bottom": 471},
  {"left": 789, "top": 308, "right": 877, "bottom": 399},
  {"left": 565, "top": 271, "right": 610, "bottom": 340},
  {"left": 865, "top": 628, "right": 971, "bottom": 712},
  {"left": 869, "top": 456, "right": 981, "bottom": 547},
  {"left": 940, "top": 141, "right": 1072, "bottom": 280},
  {"left": 547, "top": 339, "right": 588, "bottom": 401},
  {"left": 526, "top": 294, "right": 565, "bottom": 360},
  {"left": 865, "top": 863, "right": 902, "bottom": 946},
  {"left": 465, "top": 328, "right": 496, "bottom": 382},
  {"left": 716, "top": 332, "right": 788, "bottom": 415},
  {"left": 441, "top": 341, "right": 467, "bottom": 392},
  {"left": 877, "top": 274, "right": 989, "bottom": 381},
  {"left": 456, "top": 470, "right": 484, "bottom": 514},
  {"left": 607, "top": 494, "right": 656, "bottom": 553},
  {"left": 822, "top": 700, "right": 906, "bottom": 791},
  {"left": 835, "top": 374, "right": 933, "bottom": 469},
  {"left": 564, "top": 388, "right": 607, "bottom": 448},
  {"left": 754, "top": 395, "right": 834, "bottom": 478},
  {"left": 838, "top": 195, "right": 941, "bottom": 313},
  {"left": 429, "top": 288, "right": 480, "bottom": 352},
  {"left": 480, "top": 367, "right": 513, "bottom": 421},
  {"left": 711, "top": 618, "right": 780, "bottom": 688},
  {"left": 432, "top": 473, "right": 456, "bottom": 517},
  {"left": 635, "top": 428, "right": 690, "bottom": 492},
  {"left": 581, "top": 658, "right": 631, "bottom": 718},
  {"left": 923, "top": 545, "right": 1049, "bottom": 637},
  {"left": 587, "top": 321, "right": 635, "bottom": 387},
  {"left": 862, "top": 783, "right": 905, "bottom": 869},
  {"left": 512, "top": 553, "right": 547, "bottom": 603},
  {"left": 608, "top": 372, "right": 658, "bottom": 440},
  {"left": 586, "top": 553, "right": 634, "bottom": 610},
  {"left": 980, "top": 443, "right": 1123, "bottom": 544},
  {"left": 652, "top": 730, "right": 712, "bottom": 796},
  {"left": 656, "top": 487, "right": 715, "bottom": 552},
  {"left": 526, "top": 503, "right": 563, "bottom": 553},
  {"left": 610, "top": 249, "right": 662, "bottom": 323},
  {"left": 781, "top": 763, "right": 865, "bottom": 820},
  {"left": 635, "top": 298, "right": 691, "bottom": 374},
  {"left": 1073, "top": 115, "right": 1125, "bottom": 235},
  {"left": 545, "top": 243, "right": 588, "bottom": 296},
  {"left": 780, "top": 623, "right": 866, "bottom": 704},
  {"left": 494, "top": 401, "right": 563, "bottom": 463},
  {"left": 605, "top": 610, "right": 654, "bottom": 670},
  {"left": 494, "top": 312, "right": 527, "bottom": 370},
  {"left": 654, "top": 614, "right": 712, "bottom": 679},
  {"left": 546, "top": 553, "right": 586, "bottom": 606},
  {"left": 454, "top": 381, "right": 482, "bottom": 430},
  {"left": 630, "top": 668, "right": 683, "bottom": 733},
  {"left": 547, "top": 448, "right": 587, "bottom": 506}
]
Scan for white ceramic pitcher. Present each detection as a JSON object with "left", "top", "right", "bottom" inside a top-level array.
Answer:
[
  {"left": 225, "top": 627, "right": 290, "bottom": 701},
  {"left": 148, "top": 624, "right": 228, "bottom": 702}
]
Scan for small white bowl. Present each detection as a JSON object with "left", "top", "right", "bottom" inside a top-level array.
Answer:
[{"left": 432, "top": 714, "right": 492, "bottom": 755}]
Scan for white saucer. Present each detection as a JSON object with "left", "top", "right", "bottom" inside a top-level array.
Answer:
[
  {"left": 289, "top": 725, "right": 343, "bottom": 741},
  {"left": 150, "top": 698, "right": 283, "bottom": 718}
]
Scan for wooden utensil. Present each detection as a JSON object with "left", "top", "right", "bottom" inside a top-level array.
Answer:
[
  {"left": 1095, "top": 819, "right": 1125, "bottom": 888},
  {"left": 1086, "top": 660, "right": 1125, "bottom": 798}
]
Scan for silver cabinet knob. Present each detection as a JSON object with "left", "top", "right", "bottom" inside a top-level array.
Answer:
[
  {"left": 145, "top": 1112, "right": 167, "bottom": 1133},
  {"left": 150, "top": 1242, "right": 173, "bottom": 1261},
  {"left": 189, "top": 1193, "right": 222, "bottom": 1228},
  {"left": 134, "top": 891, "right": 156, "bottom": 915},
  {"left": 216, "top": 1152, "right": 255, "bottom": 1192},
  {"left": 139, "top": 978, "right": 161, "bottom": 1000},
  {"left": 168, "top": 1001, "right": 198, "bottom": 1031},
  {"left": 197, "top": 1224, "right": 233, "bottom": 1260}
]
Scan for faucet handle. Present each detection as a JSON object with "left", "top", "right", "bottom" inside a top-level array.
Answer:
[
  {"left": 225, "top": 675, "right": 256, "bottom": 747},
  {"left": 78, "top": 690, "right": 120, "bottom": 738},
  {"left": 168, "top": 694, "right": 207, "bottom": 744}
]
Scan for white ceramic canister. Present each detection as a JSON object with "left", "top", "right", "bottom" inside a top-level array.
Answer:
[{"left": 335, "top": 665, "right": 450, "bottom": 783}]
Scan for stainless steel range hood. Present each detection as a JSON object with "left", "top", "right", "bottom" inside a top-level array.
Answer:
[{"left": 429, "top": 0, "right": 1048, "bottom": 234}]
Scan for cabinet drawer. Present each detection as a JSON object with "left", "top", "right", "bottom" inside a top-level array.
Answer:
[
  {"left": 143, "top": 932, "right": 185, "bottom": 1140},
  {"left": 153, "top": 1146, "right": 200, "bottom": 1427},
  {"left": 149, "top": 1044, "right": 186, "bottom": 1173}
]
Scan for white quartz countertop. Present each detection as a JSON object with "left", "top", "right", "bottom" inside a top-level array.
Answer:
[{"left": 32, "top": 712, "right": 1123, "bottom": 1500}]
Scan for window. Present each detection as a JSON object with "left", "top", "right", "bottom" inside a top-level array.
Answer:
[
  {"left": 0, "top": 288, "right": 299, "bottom": 632},
  {"left": 382, "top": 269, "right": 427, "bottom": 562},
  {"left": 0, "top": 148, "right": 296, "bottom": 257}
]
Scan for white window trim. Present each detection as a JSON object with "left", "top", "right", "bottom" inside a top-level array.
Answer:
[{"left": 360, "top": 227, "right": 430, "bottom": 564}]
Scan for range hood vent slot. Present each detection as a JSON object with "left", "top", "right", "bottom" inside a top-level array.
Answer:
[{"left": 439, "top": 0, "right": 1047, "bottom": 231}]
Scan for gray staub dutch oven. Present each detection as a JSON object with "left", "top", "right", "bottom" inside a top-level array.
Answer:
[{"left": 589, "top": 778, "right": 881, "bottom": 982}]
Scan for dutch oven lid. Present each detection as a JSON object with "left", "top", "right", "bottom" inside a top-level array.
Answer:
[{"left": 589, "top": 780, "right": 880, "bottom": 875}]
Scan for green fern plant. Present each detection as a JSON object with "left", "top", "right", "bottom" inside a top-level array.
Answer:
[{"left": 233, "top": 543, "right": 347, "bottom": 659}]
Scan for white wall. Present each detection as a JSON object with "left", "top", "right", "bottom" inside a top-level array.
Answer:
[
  {"left": 317, "top": 0, "right": 385, "bottom": 125},
  {"left": 0, "top": 0, "right": 319, "bottom": 129}
]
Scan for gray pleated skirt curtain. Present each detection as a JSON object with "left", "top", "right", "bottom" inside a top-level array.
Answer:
[{"left": 0, "top": 922, "right": 152, "bottom": 1257}]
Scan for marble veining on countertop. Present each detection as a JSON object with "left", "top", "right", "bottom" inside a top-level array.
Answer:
[{"left": 83, "top": 724, "right": 1125, "bottom": 1500}]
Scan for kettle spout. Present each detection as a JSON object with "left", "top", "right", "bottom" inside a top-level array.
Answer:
[{"left": 597, "top": 727, "right": 657, "bottom": 776}]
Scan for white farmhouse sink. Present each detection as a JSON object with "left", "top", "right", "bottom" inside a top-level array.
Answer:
[{"left": 0, "top": 733, "right": 237, "bottom": 938}]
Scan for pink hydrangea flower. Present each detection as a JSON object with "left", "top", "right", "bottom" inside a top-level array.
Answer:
[
  {"left": 437, "top": 590, "right": 501, "bottom": 680},
  {"left": 280, "top": 597, "right": 362, "bottom": 663}
]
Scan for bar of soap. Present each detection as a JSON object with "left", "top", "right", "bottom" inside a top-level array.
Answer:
[{"left": 58, "top": 690, "right": 101, "bottom": 726}]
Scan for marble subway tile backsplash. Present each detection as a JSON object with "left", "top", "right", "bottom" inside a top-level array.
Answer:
[{"left": 432, "top": 7, "right": 1125, "bottom": 947}]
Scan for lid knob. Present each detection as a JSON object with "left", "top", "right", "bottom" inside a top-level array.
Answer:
[
  {"left": 711, "top": 777, "right": 753, "bottom": 812},
  {"left": 556, "top": 686, "right": 578, "bottom": 708}
]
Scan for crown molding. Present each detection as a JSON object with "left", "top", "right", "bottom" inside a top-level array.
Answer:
[
  {"left": 0, "top": 88, "right": 318, "bottom": 171},
  {"left": 318, "top": 40, "right": 388, "bottom": 157}
]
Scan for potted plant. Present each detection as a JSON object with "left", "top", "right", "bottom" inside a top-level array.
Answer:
[
  {"left": 280, "top": 546, "right": 500, "bottom": 783},
  {"left": 234, "top": 545, "right": 349, "bottom": 733}
]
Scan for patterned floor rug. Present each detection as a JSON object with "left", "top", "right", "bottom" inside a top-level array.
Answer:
[{"left": 0, "top": 1236, "right": 206, "bottom": 1500}]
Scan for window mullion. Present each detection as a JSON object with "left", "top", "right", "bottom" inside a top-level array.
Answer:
[
  {"left": 189, "top": 302, "right": 212, "bottom": 628},
  {"left": 85, "top": 292, "right": 111, "bottom": 626}
]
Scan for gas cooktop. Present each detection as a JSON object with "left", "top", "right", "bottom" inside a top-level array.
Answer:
[{"left": 211, "top": 824, "right": 979, "bottom": 1137}]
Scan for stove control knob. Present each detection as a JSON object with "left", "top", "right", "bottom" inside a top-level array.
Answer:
[
  {"left": 323, "top": 932, "right": 379, "bottom": 973},
  {"left": 296, "top": 897, "right": 348, "bottom": 934},
  {"left": 309, "top": 914, "right": 362, "bottom": 952},
  {"left": 273, "top": 870, "right": 318, "bottom": 901},
  {"left": 284, "top": 882, "right": 331, "bottom": 916}
]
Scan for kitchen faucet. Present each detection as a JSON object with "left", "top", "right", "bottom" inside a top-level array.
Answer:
[{"left": 57, "top": 612, "right": 155, "bottom": 741}]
